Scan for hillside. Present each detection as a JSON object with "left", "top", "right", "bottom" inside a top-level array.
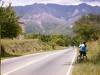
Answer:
[{"left": 13, "top": 3, "right": 100, "bottom": 34}]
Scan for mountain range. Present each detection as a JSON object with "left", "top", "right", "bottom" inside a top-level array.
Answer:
[{"left": 13, "top": 3, "right": 100, "bottom": 35}]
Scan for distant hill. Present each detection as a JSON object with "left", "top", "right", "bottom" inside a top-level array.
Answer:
[{"left": 13, "top": 3, "right": 100, "bottom": 35}]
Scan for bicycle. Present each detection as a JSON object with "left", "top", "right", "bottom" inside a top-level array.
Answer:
[{"left": 76, "top": 55, "right": 88, "bottom": 63}]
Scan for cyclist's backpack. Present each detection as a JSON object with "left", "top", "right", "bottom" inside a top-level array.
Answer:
[{"left": 81, "top": 45, "right": 87, "bottom": 52}]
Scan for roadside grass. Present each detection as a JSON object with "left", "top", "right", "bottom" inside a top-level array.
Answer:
[
  {"left": 73, "top": 63, "right": 100, "bottom": 75},
  {"left": 1, "top": 39, "right": 66, "bottom": 59},
  {"left": 72, "top": 39, "right": 100, "bottom": 75}
]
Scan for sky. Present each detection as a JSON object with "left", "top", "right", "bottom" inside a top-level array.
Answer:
[{"left": 0, "top": 0, "right": 100, "bottom": 6}]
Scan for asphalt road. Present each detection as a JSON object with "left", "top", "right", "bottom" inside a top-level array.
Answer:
[{"left": 1, "top": 47, "right": 76, "bottom": 75}]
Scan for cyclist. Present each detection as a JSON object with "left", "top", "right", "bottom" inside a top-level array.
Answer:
[{"left": 79, "top": 42, "right": 88, "bottom": 57}]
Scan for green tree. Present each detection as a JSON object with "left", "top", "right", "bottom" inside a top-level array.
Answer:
[
  {"left": 0, "top": 5, "right": 22, "bottom": 38},
  {"left": 40, "top": 34, "right": 52, "bottom": 42},
  {"left": 51, "top": 35, "right": 70, "bottom": 46},
  {"left": 73, "top": 14, "right": 100, "bottom": 41}
]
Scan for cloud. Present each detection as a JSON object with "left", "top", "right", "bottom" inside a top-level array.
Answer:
[
  {"left": 86, "top": 1, "right": 100, "bottom": 6},
  {"left": 80, "top": 0, "right": 100, "bottom": 2},
  {"left": 1, "top": 0, "right": 100, "bottom": 6}
]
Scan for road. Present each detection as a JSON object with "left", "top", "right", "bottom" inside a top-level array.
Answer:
[{"left": 1, "top": 47, "right": 76, "bottom": 75}]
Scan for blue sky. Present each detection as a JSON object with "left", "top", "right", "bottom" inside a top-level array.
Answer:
[{"left": 1, "top": 0, "right": 100, "bottom": 6}]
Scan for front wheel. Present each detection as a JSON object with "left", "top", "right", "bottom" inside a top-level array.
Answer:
[{"left": 76, "top": 55, "right": 81, "bottom": 63}]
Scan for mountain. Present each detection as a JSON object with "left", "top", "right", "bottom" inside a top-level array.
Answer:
[{"left": 13, "top": 3, "right": 100, "bottom": 35}]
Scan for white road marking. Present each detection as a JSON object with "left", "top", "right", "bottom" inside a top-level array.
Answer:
[
  {"left": 3, "top": 50, "right": 67, "bottom": 75},
  {"left": 66, "top": 48, "right": 77, "bottom": 75}
]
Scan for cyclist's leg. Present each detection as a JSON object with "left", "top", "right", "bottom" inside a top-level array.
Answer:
[
  {"left": 79, "top": 51, "right": 82, "bottom": 57},
  {"left": 80, "top": 51, "right": 84, "bottom": 61},
  {"left": 83, "top": 52, "right": 87, "bottom": 62},
  {"left": 83, "top": 51, "right": 86, "bottom": 56}
]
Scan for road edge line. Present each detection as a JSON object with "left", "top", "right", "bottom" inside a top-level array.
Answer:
[{"left": 66, "top": 47, "right": 77, "bottom": 75}]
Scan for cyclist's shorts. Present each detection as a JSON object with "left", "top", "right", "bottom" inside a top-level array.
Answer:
[{"left": 80, "top": 51, "right": 86, "bottom": 56}]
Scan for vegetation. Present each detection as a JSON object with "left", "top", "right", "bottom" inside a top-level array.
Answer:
[
  {"left": 72, "top": 14, "right": 100, "bottom": 75},
  {"left": 0, "top": 4, "right": 22, "bottom": 39},
  {"left": 73, "top": 14, "right": 100, "bottom": 43},
  {"left": 25, "top": 33, "right": 71, "bottom": 46}
]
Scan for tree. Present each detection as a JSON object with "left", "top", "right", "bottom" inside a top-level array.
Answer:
[
  {"left": 50, "top": 35, "right": 71, "bottom": 46},
  {"left": 0, "top": 5, "right": 22, "bottom": 38},
  {"left": 73, "top": 14, "right": 100, "bottom": 41}
]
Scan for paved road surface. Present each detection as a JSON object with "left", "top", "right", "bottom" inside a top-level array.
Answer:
[{"left": 1, "top": 47, "right": 76, "bottom": 75}]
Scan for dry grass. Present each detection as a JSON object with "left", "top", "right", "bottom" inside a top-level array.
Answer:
[
  {"left": 72, "top": 39, "right": 100, "bottom": 75},
  {"left": 1, "top": 39, "right": 65, "bottom": 59},
  {"left": 73, "top": 63, "right": 100, "bottom": 75}
]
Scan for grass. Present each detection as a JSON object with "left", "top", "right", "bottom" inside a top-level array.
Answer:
[
  {"left": 73, "top": 63, "right": 100, "bottom": 75},
  {"left": 72, "top": 39, "right": 100, "bottom": 75},
  {"left": 1, "top": 39, "right": 66, "bottom": 59}
]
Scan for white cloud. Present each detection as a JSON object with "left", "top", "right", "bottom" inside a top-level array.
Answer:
[
  {"left": 1, "top": 0, "right": 100, "bottom": 6},
  {"left": 81, "top": 0, "right": 100, "bottom": 2},
  {"left": 87, "top": 1, "right": 100, "bottom": 6}
]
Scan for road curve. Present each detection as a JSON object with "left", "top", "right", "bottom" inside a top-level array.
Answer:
[{"left": 1, "top": 47, "right": 76, "bottom": 75}]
